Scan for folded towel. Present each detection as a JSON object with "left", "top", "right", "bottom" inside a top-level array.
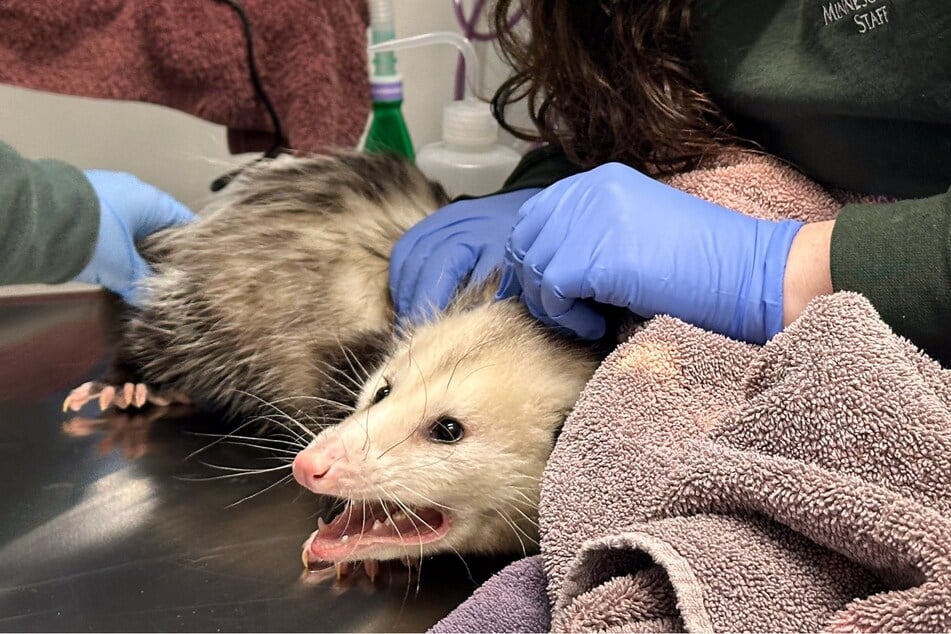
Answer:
[
  {"left": 0, "top": 0, "right": 370, "bottom": 153},
  {"left": 435, "top": 154, "right": 950, "bottom": 632},
  {"left": 547, "top": 293, "right": 951, "bottom": 632}
]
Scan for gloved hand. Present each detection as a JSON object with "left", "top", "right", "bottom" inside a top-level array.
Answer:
[
  {"left": 498, "top": 163, "right": 804, "bottom": 343},
  {"left": 389, "top": 187, "right": 542, "bottom": 323},
  {"left": 75, "top": 170, "right": 195, "bottom": 304}
]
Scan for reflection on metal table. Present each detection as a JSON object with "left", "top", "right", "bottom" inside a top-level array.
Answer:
[{"left": 0, "top": 292, "right": 508, "bottom": 632}]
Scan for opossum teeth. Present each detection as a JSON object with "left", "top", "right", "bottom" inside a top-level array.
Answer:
[
  {"left": 317, "top": 517, "right": 327, "bottom": 532},
  {"left": 392, "top": 511, "right": 407, "bottom": 522},
  {"left": 371, "top": 519, "right": 384, "bottom": 532},
  {"left": 302, "top": 529, "right": 318, "bottom": 550},
  {"left": 364, "top": 559, "right": 380, "bottom": 583},
  {"left": 340, "top": 534, "right": 350, "bottom": 543},
  {"left": 335, "top": 561, "right": 351, "bottom": 579}
]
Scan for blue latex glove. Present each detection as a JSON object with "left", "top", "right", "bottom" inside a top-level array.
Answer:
[
  {"left": 75, "top": 170, "right": 195, "bottom": 304},
  {"left": 498, "top": 163, "right": 804, "bottom": 343},
  {"left": 389, "top": 188, "right": 542, "bottom": 323}
]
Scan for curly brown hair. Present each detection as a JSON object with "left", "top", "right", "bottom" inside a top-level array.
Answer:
[{"left": 491, "top": 0, "right": 743, "bottom": 175}]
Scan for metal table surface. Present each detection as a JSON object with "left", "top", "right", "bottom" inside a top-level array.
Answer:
[{"left": 0, "top": 293, "right": 508, "bottom": 632}]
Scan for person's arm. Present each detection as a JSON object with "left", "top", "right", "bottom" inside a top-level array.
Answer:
[
  {"left": 828, "top": 192, "right": 951, "bottom": 362},
  {"left": 783, "top": 192, "right": 951, "bottom": 363},
  {"left": 499, "top": 161, "right": 951, "bottom": 362},
  {"left": 0, "top": 140, "right": 100, "bottom": 285},
  {"left": 0, "top": 140, "right": 196, "bottom": 302},
  {"left": 782, "top": 220, "right": 834, "bottom": 327}
]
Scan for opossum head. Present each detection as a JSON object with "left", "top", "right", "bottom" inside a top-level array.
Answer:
[{"left": 293, "top": 294, "right": 600, "bottom": 566}]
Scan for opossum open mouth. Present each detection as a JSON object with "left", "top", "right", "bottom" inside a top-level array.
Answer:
[{"left": 302, "top": 501, "right": 451, "bottom": 565}]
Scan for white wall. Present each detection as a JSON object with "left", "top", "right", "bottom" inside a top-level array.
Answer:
[
  {"left": 0, "top": 87, "right": 248, "bottom": 212},
  {"left": 0, "top": 1, "right": 524, "bottom": 296}
]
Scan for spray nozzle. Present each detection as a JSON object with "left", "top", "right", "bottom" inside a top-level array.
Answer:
[
  {"left": 368, "top": 0, "right": 397, "bottom": 76},
  {"left": 368, "top": 31, "right": 478, "bottom": 100}
]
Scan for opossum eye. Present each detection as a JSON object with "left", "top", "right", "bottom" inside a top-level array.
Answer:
[
  {"left": 371, "top": 382, "right": 391, "bottom": 405},
  {"left": 429, "top": 418, "right": 464, "bottom": 443}
]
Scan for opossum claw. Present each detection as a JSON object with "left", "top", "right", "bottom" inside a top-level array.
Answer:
[
  {"left": 98, "top": 385, "right": 117, "bottom": 411},
  {"left": 122, "top": 383, "right": 135, "bottom": 407},
  {"left": 133, "top": 383, "right": 148, "bottom": 408},
  {"left": 62, "top": 381, "right": 104, "bottom": 412}
]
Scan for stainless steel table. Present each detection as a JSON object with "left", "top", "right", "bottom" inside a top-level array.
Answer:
[{"left": 0, "top": 293, "right": 507, "bottom": 631}]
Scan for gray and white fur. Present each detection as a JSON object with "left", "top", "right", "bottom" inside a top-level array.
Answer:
[
  {"left": 120, "top": 153, "right": 447, "bottom": 422},
  {"left": 113, "top": 151, "right": 602, "bottom": 562}
]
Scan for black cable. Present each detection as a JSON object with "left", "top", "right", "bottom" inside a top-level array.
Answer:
[{"left": 211, "top": 0, "right": 288, "bottom": 191}]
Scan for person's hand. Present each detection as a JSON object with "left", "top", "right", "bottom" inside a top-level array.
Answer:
[
  {"left": 74, "top": 170, "right": 195, "bottom": 304},
  {"left": 498, "top": 163, "right": 804, "bottom": 343},
  {"left": 389, "top": 188, "right": 542, "bottom": 323}
]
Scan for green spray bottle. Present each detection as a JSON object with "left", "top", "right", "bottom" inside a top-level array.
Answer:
[{"left": 363, "top": 0, "right": 414, "bottom": 160}]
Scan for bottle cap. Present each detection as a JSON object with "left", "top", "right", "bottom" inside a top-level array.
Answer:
[
  {"left": 370, "top": 74, "right": 403, "bottom": 102},
  {"left": 442, "top": 99, "right": 498, "bottom": 148}
]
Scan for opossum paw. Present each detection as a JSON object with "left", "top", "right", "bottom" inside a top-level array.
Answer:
[
  {"left": 63, "top": 381, "right": 190, "bottom": 412},
  {"left": 62, "top": 381, "right": 108, "bottom": 412}
]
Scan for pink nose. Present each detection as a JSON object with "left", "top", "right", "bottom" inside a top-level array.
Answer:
[{"left": 292, "top": 436, "right": 346, "bottom": 493}]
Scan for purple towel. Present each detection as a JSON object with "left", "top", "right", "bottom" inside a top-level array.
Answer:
[{"left": 430, "top": 556, "right": 550, "bottom": 633}]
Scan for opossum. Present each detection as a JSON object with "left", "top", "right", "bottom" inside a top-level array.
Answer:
[{"left": 65, "top": 152, "right": 603, "bottom": 566}]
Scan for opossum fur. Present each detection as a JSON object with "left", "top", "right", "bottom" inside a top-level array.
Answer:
[
  {"left": 114, "top": 151, "right": 602, "bottom": 562},
  {"left": 120, "top": 153, "right": 447, "bottom": 422}
]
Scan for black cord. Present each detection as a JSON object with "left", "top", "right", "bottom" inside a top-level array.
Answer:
[{"left": 211, "top": 0, "right": 288, "bottom": 191}]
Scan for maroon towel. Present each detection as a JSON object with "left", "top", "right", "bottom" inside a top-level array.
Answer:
[{"left": 0, "top": 0, "right": 370, "bottom": 153}]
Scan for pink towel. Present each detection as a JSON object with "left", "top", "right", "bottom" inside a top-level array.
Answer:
[
  {"left": 434, "top": 154, "right": 950, "bottom": 632},
  {"left": 547, "top": 293, "right": 951, "bottom": 632},
  {"left": 0, "top": 0, "right": 369, "bottom": 153}
]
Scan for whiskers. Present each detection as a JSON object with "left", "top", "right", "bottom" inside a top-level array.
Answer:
[
  {"left": 223, "top": 473, "right": 296, "bottom": 509},
  {"left": 177, "top": 390, "right": 329, "bottom": 508},
  {"left": 332, "top": 335, "right": 374, "bottom": 393},
  {"left": 184, "top": 344, "right": 379, "bottom": 510},
  {"left": 305, "top": 333, "right": 378, "bottom": 407},
  {"left": 177, "top": 443, "right": 296, "bottom": 508}
]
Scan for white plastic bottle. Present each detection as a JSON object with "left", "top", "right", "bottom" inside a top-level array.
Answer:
[{"left": 415, "top": 99, "right": 521, "bottom": 198}]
